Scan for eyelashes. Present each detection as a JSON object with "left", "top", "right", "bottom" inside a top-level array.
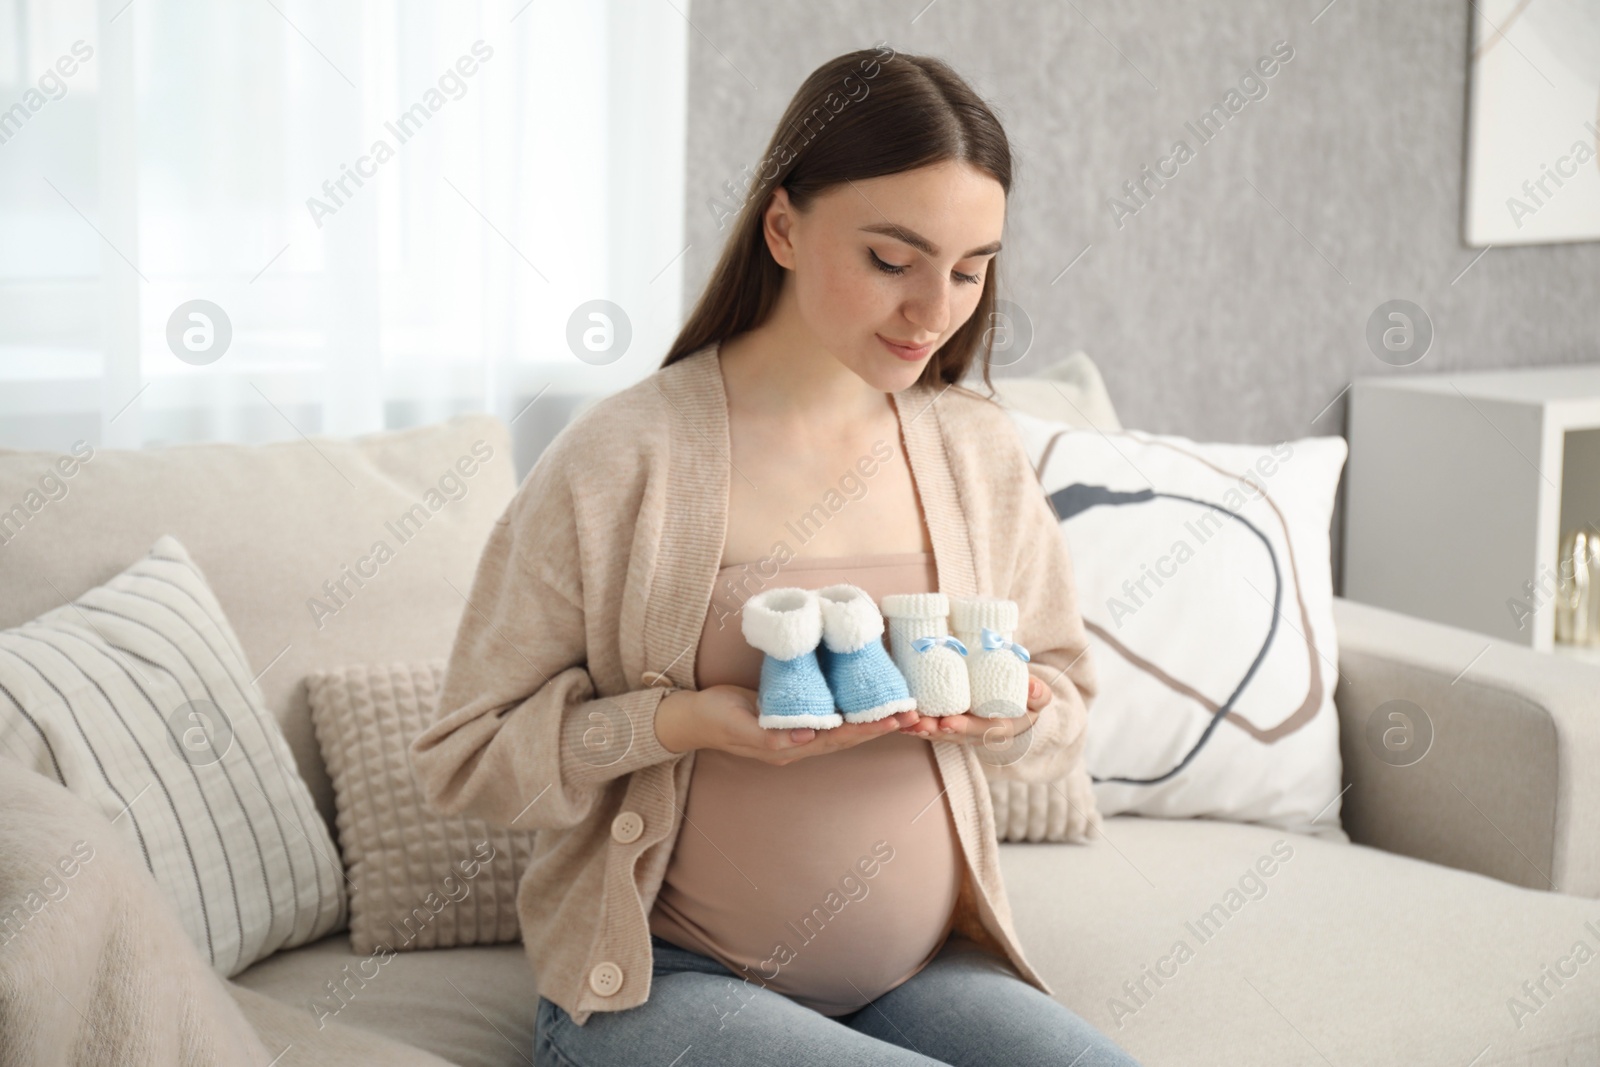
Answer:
[
  {"left": 869, "top": 248, "right": 908, "bottom": 276},
  {"left": 868, "top": 247, "right": 984, "bottom": 286}
]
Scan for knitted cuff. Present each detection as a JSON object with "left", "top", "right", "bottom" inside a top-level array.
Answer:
[
  {"left": 880, "top": 592, "right": 949, "bottom": 620},
  {"left": 816, "top": 584, "right": 884, "bottom": 652},
  {"left": 757, "top": 711, "right": 845, "bottom": 730},
  {"left": 742, "top": 588, "right": 821, "bottom": 660},
  {"left": 949, "top": 596, "right": 1019, "bottom": 636}
]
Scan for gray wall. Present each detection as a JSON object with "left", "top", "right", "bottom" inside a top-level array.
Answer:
[{"left": 681, "top": 0, "right": 1600, "bottom": 591}]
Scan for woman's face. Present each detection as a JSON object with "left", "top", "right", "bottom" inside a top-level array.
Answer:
[{"left": 763, "top": 159, "right": 1006, "bottom": 391}]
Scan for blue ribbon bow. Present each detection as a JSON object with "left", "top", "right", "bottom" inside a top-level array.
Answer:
[
  {"left": 911, "top": 634, "right": 968, "bottom": 656},
  {"left": 980, "top": 627, "right": 1031, "bottom": 662}
]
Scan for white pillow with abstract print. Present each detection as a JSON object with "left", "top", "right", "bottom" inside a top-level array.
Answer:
[{"left": 1006, "top": 410, "right": 1349, "bottom": 839}]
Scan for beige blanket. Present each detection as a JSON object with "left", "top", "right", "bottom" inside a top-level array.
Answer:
[{"left": 0, "top": 768, "right": 446, "bottom": 1067}]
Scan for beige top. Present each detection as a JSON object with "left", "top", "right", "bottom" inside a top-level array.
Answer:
[
  {"left": 409, "top": 344, "right": 1100, "bottom": 1025},
  {"left": 648, "top": 550, "right": 962, "bottom": 1016}
]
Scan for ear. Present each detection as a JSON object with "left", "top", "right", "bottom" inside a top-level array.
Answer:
[{"left": 762, "top": 186, "right": 799, "bottom": 270}]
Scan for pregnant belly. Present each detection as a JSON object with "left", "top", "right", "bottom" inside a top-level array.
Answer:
[{"left": 648, "top": 730, "right": 963, "bottom": 1016}]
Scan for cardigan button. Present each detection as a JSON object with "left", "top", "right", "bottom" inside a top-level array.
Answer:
[
  {"left": 641, "top": 670, "right": 667, "bottom": 687},
  {"left": 611, "top": 810, "right": 644, "bottom": 844},
  {"left": 588, "top": 961, "right": 624, "bottom": 997}
]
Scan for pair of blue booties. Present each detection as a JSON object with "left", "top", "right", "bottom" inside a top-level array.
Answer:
[{"left": 741, "top": 584, "right": 916, "bottom": 729}]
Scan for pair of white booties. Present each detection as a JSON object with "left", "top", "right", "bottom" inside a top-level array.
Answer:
[{"left": 881, "top": 592, "right": 1033, "bottom": 719}]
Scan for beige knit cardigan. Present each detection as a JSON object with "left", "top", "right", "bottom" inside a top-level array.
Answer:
[{"left": 410, "top": 344, "right": 1099, "bottom": 1025}]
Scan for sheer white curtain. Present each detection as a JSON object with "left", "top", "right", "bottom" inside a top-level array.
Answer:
[{"left": 0, "top": 0, "right": 687, "bottom": 462}]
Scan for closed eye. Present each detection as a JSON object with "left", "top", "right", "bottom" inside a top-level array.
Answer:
[
  {"left": 869, "top": 248, "right": 908, "bottom": 275},
  {"left": 872, "top": 247, "right": 987, "bottom": 286}
]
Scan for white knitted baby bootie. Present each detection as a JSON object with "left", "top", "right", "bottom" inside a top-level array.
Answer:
[
  {"left": 948, "top": 596, "right": 1031, "bottom": 718},
  {"left": 880, "top": 592, "right": 970, "bottom": 717}
]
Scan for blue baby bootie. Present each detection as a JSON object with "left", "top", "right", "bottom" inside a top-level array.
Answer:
[
  {"left": 742, "top": 587, "right": 842, "bottom": 729},
  {"left": 814, "top": 584, "right": 918, "bottom": 724}
]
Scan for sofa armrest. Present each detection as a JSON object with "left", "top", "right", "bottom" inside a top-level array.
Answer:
[
  {"left": 1333, "top": 596, "right": 1600, "bottom": 897},
  {"left": 0, "top": 768, "right": 274, "bottom": 1061}
]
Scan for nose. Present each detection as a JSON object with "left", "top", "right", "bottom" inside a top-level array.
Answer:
[{"left": 901, "top": 274, "right": 951, "bottom": 339}]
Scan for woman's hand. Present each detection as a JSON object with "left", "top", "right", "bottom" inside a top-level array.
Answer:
[
  {"left": 896, "top": 675, "right": 1050, "bottom": 749},
  {"left": 655, "top": 685, "right": 919, "bottom": 766}
]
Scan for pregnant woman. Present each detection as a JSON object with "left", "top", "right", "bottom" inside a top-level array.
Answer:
[{"left": 411, "top": 45, "right": 1140, "bottom": 1067}]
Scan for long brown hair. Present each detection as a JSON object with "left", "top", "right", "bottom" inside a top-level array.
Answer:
[{"left": 661, "top": 45, "right": 1013, "bottom": 394}]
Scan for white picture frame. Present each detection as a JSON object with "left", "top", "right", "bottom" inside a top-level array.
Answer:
[{"left": 1464, "top": 0, "right": 1600, "bottom": 247}]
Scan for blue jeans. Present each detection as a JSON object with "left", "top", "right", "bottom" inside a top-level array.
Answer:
[{"left": 533, "top": 932, "right": 1144, "bottom": 1066}]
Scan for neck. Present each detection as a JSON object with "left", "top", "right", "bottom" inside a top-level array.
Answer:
[{"left": 717, "top": 284, "right": 898, "bottom": 426}]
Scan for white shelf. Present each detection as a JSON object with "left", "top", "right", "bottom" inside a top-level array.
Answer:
[{"left": 1343, "top": 362, "right": 1600, "bottom": 652}]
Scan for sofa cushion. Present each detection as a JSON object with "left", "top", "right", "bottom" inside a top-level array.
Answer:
[
  {"left": 307, "top": 659, "right": 536, "bottom": 954},
  {"left": 232, "top": 932, "right": 539, "bottom": 1067},
  {"left": 1003, "top": 816, "right": 1600, "bottom": 1066},
  {"left": 236, "top": 818, "right": 1600, "bottom": 1067},
  {"left": 228, "top": 983, "right": 454, "bottom": 1066},
  {"left": 983, "top": 350, "right": 1123, "bottom": 432},
  {"left": 0, "top": 415, "right": 517, "bottom": 835},
  {"left": 0, "top": 534, "right": 346, "bottom": 975}
]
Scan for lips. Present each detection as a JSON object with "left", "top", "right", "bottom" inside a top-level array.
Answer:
[{"left": 878, "top": 334, "right": 935, "bottom": 362}]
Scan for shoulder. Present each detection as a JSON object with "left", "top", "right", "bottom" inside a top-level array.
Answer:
[
  {"left": 930, "top": 379, "right": 1014, "bottom": 435},
  {"left": 536, "top": 347, "right": 715, "bottom": 482},
  {"left": 917, "top": 379, "right": 1051, "bottom": 546},
  {"left": 923, "top": 379, "right": 1033, "bottom": 481}
]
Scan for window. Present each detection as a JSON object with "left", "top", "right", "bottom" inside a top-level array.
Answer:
[{"left": 0, "top": 0, "right": 688, "bottom": 457}]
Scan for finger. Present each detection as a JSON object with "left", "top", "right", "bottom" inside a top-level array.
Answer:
[
  {"left": 772, "top": 723, "right": 869, "bottom": 761},
  {"left": 782, "top": 722, "right": 855, "bottom": 754},
  {"left": 978, "top": 718, "right": 1028, "bottom": 752},
  {"left": 939, "top": 713, "right": 1019, "bottom": 742},
  {"left": 904, "top": 715, "right": 945, "bottom": 737}
]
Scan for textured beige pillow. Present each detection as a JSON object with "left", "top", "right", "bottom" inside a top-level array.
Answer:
[{"left": 306, "top": 661, "right": 535, "bottom": 953}]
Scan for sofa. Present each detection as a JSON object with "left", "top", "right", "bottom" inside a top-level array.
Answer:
[{"left": 3, "top": 355, "right": 1599, "bottom": 1067}]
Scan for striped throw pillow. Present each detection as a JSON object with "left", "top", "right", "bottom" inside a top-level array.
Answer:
[{"left": 0, "top": 535, "right": 346, "bottom": 975}]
